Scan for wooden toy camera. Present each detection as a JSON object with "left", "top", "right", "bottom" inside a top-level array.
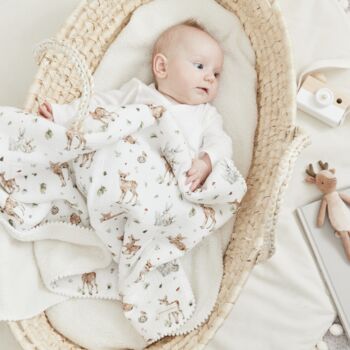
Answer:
[{"left": 297, "top": 74, "right": 350, "bottom": 127}]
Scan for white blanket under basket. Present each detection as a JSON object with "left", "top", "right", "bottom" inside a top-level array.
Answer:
[{"left": 1, "top": 0, "right": 350, "bottom": 349}]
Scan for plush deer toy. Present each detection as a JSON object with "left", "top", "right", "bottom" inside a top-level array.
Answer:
[{"left": 305, "top": 161, "right": 350, "bottom": 261}]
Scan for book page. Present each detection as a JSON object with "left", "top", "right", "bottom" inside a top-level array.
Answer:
[{"left": 297, "top": 189, "right": 350, "bottom": 340}]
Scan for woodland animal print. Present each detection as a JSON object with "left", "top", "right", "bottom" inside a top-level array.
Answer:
[{"left": 0, "top": 103, "right": 246, "bottom": 342}]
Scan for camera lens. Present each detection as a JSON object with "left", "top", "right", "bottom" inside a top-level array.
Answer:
[{"left": 315, "top": 88, "right": 334, "bottom": 107}]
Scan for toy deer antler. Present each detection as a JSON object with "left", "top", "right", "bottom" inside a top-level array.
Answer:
[
  {"left": 305, "top": 161, "right": 350, "bottom": 262},
  {"left": 318, "top": 160, "right": 328, "bottom": 170},
  {"left": 306, "top": 163, "right": 316, "bottom": 178}
]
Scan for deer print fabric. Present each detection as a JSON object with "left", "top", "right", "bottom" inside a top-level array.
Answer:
[{"left": 0, "top": 104, "right": 246, "bottom": 343}]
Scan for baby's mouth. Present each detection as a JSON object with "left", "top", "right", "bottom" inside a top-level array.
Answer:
[{"left": 197, "top": 87, "right": 209, "bottom": 94}]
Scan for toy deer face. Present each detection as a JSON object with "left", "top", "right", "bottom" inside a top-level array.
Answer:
[{"left": 305, "top": 161, "right": 337, "bottom": 194}]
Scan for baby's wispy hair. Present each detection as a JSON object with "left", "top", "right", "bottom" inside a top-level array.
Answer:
[{"left": 152, "top": 18, "right": 209, "bottom": 60}]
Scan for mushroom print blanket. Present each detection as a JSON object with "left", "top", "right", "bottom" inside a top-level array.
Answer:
[{"left": 0, "top": 103, "right": 246, "bottom": 343}]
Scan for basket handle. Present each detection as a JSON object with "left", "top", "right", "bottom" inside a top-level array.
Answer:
[{"left": 34, "top": 39, "right": 94, "bottom": 130}]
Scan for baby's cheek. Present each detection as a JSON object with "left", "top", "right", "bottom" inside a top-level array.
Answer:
[{"left": 211, "top": 83, "right": 219, "bottom": 97}]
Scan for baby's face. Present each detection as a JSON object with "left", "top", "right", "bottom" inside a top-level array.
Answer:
[{"left": 154, "top": 27, "right": 224, "bottom": 105}]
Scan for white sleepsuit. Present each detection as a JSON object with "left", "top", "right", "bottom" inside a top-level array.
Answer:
[{"left": 51, "top": 78, "right": 233, "bottom": 167}]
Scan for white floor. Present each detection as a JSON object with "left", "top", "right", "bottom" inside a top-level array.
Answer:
[{"left": 0, "top": 322, "right": 22, "bottom": 350}]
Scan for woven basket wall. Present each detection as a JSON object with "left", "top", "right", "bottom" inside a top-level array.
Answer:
[{"left": 8, "top": 0, "right": 310, "bottom": 349}]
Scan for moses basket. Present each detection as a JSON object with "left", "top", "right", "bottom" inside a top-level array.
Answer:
[{"left": 8, "top": 0, "right": 309, "bottom": 348}]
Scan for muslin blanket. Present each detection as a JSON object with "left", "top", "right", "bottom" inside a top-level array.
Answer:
[{"left": 0, "top": 102, "right": 246, "bottom": 343}]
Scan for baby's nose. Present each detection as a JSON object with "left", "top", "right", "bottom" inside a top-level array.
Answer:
[{"left": 204, "top": 74, "right": 215, "bottom": 83}]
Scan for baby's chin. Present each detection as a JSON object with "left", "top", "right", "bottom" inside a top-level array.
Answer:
[
  {"left": 173, "top": 92, "right": 215, "bottom": 105},
  {"left": 157, "top": 86, "right": 215, "bottom": 105},
  {"left": 188, "top": 97, "right": 213, "bottom": 105},
  {"left": 187, "top": 94, "right": 215, "bottom": 105}
]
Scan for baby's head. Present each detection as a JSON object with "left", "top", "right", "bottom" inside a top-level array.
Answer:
[{"left": 152, "top": 19, "right": 223, "bottom": 105}]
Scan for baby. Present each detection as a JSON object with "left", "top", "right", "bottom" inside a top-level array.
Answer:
[{"left": 38, "top": 19, "right": 232, "bottom": 191}]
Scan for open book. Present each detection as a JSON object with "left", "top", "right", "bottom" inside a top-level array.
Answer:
[{"left": 296, "top": 188, "right": 350, "bottom": 340}]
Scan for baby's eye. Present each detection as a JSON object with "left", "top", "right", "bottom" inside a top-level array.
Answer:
[
  {"left": 194, "top": 63, "right": 204, "bottom": 69},
  {"left": 214, "top": 72, "right": 220, "bottom": 78}
]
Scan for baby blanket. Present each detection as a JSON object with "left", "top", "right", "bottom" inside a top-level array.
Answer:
[{"left": 0, "top": 103, "right": 246, "bottom": 342}]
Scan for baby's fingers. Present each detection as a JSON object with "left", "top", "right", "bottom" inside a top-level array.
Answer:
[
  {"left": 185, "top": 173, "right": 198, "bottom": 185},
  {"left": 190, "top": 178, "right": 201, "bottom": 192},
  {"left": 39, "top": 104, "right": 53, "bottom": 120},
  {"left": 38, "top": 105, "right": 49, "bottom": 118},
  {"left": 187, "top": 166, "right": 197, "bottom": 176},
  {"left": 43, "top": 101, "right": 52, "bottom": 113}
]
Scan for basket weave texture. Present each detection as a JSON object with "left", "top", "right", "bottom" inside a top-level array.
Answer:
[{"left": 8, "top": 0, "right": 310, "bottom": 349}]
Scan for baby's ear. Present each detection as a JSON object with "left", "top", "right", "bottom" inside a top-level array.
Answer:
[{"left": 153, "top": 53, "right": 168, "bottom": 79}]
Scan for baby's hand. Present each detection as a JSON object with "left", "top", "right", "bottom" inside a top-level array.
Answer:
[
  {"left": 185, "top": 154, "right": 212, "bottom": 192},
  {"left": 38, "top": 101, "right": 53, "bottom": 121}
]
